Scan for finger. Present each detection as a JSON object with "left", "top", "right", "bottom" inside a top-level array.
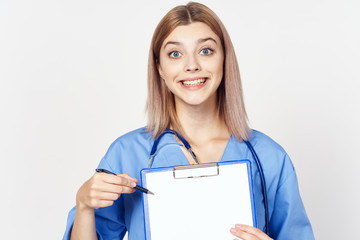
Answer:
[
  {"left": 116, "top": 185, "right": 137, "bottom": 194},
  {"left": 230, "top": 227, "right": 259, "bottom": 240},
  {"left": 114, "top": 175, "right": 137, "bottom": 187},
  {"left": 88, "top": 186, "right": 117, "bottom": 200},
  {"left": 85, "top": 185, "right": 134, "bottom": 208},
  {"left": 234, "top": 224, "right": 273, "bottom": 240},
  {"left": 114, "top": 174, "right": 138, "bottom": 188},
  {"left": 97, "top": 182, "right": 136, "bottom": 194},
  {"left": 119, "top": 173, "right": 138, "bottom": 183},
  {"left": 98, "top": 192, "right": 121, "bottom": 201},
  {"left": 96, "top": 173, "right": 137, "bottom": 188},
  {"left": 92, "top": 182, "right": 127, "bottom": 194}
]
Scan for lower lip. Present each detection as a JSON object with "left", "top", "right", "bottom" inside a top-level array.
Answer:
[{"left": 179, "top": 79, "right": 208, "bottom": 90}]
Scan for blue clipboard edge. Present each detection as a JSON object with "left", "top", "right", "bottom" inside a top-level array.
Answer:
[
  {"left": 141, "top": 166, "right": 173, "bottom": 240},
  {"left": 140, "top": 159, "right": 257, "bottom": 240}
]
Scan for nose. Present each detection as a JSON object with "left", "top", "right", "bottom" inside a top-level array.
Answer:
[{"left": 184, "top": 55, "right": 201, "bottom": 72}]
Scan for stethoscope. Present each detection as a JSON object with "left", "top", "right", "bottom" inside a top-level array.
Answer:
[{"left": 148, "top": 129, "right": 270, "bottom": 235}]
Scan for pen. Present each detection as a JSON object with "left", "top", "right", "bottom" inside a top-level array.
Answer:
[{"left": 95, "top": 168, "right": 154, "bottom": 195}]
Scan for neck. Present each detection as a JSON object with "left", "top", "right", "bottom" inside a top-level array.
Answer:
[{"left": 174, "top": 97, "right": 229, "bottom": 145}]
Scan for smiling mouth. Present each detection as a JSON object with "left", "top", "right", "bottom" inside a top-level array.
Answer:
[{"left": 181, "top": 78, "right": 207, "bottom": 86}]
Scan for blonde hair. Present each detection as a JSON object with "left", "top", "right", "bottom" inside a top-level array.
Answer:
[{"left": 146, "top": 2, "right": 250, "bottom": 141}]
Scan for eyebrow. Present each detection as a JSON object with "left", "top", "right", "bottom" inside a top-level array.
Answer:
[
  {"left": 198, "top": 37, "right": 217, "bottom": 44},
  {"left": 163, "top": 37, "right": 218, "bottom": 49}
]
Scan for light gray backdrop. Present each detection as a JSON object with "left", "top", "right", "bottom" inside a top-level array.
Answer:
[{"left": 1, "top": 0, "right": 359, "bottom": 239}]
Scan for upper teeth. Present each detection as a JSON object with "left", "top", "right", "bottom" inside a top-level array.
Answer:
[{"left": 182, "top": 78, "right": 206, "bottom": 86}]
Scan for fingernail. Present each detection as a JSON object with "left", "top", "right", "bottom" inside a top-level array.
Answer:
[
  {"left": 235, "top": 224, "right": 244, "bottom": 229},
  {"left": 131, "top": 182, "right": 136, "bottom": 187},
  {"left": 230, "top": 228, "right": 237, "bottom": 234}
]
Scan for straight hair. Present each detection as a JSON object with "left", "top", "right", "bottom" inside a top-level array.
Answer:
[{"left": 146, "top": 2, "right": 250, "bottom": 141}]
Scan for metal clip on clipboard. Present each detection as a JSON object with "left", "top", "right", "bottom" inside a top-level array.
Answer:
[
  {"left": 173, "top": 163, "right": 219, "bottom": 179},
  {"left": 141, "top": 160, "right": 256, "bottom": 240}
]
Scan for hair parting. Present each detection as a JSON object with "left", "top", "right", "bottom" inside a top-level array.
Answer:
[{"left": 146, "top": 2, "right": 250, "bottom": 141}]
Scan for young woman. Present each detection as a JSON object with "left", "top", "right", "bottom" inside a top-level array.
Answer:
[{"left": 64, "top": 2, "right": 314, "bottom": 240}]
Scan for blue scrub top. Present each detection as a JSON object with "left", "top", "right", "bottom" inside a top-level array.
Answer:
[{"left": 63, "top": 128, "right": 314, "bottom": 239}]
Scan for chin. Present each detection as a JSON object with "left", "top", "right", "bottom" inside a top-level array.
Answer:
[
  {"left": 174, "top": 92, "right": 216, "bottom": 108},
  {"left": 181, "top": 97, "right": 213, "bottom": 107}
]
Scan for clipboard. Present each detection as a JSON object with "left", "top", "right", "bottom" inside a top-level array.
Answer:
[{"left": 141, "top": 160, "right": 257, "bottom": 239}]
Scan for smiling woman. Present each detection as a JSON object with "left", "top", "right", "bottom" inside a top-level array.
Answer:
[
  {"left": 157, "top": 22, "right": 226, "bottom": 164},
  {"left": 63, "top": 2, "right": 315, "bottom": 240},
  {"left": 147, "top": 2, "right": 250, "bottom": 143},
  {"left": 158, "top": 22, "right": 224, "bottom": 112}
]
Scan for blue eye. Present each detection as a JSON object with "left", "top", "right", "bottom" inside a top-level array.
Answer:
[
  {"left": 169, "top": 51, "right": 182, "bottom": 58},
  {"left": 200, "top": 48, "right": 213, "bottom": 55}
]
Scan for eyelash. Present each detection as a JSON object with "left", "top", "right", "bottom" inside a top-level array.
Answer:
[
  {"left": 167, "top": 47, "right": 215, "bottom": 59},
  {"left": 168, "top": 50, "right": 182, "bottom": 58},
  {"left": 200, "top": 47, "right": 214, "bottom": 55}
]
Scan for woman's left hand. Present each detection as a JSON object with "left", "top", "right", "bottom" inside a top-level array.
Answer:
[{"left": 230, "top": 224, "right": 273, "bottom": 240}]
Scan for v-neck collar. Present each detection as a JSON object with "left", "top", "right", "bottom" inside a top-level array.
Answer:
[
  {"left": 151, "top": 132, "right": 249, "bottom": 168},
  {"left": 170, "top": 133, "right": 235, "bottom": 164},
  {"left": 219, "top": 134, "right": 235, "bottom": 162}
]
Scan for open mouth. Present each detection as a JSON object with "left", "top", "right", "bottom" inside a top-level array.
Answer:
[{"left": 181, "top": 78, "right": 207, "bottom": 86}]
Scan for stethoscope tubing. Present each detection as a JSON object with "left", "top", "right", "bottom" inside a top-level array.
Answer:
[
  {"left": 244, "top": 140, "right": 270, "bottom": 235},
  {"left": 149, "top": 129, "right": 198, "bottom": 167},
  {"left": 148, "top": 129, "right": 269, "bottom": 235}
]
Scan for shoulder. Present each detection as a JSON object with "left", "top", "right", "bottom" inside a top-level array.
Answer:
[
  {"left": 247, "top": 129, "right": 295, "bottom": 179},
  {"left": 248, "top": 129, "right": 286, "bottom": 154},
  {"left": 100, "top": 127, "right": 154, "bottom": 174},
  {"left": 247, "top": 130, "right": 289, "bottom": 162},
  {"left": 102, "top": 127, "right": 154, "bottom": 161}
]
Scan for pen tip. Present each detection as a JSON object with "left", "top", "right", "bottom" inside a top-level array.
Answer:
[{"left": 148, "top": 191, "right": 155, "bottom": 195}]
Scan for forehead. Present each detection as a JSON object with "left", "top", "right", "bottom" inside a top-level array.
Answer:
[{"left": 162, "top": 22, "right": 220, "bottom": 47}]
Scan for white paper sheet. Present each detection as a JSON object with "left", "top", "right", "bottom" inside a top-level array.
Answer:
[{"left": 142, "top": 161, "right": 255, "bottom": 240}]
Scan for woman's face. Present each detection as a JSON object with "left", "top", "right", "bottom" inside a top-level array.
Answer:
[{"left": 158, "top": 22, "right": 224, "bottom": 109}]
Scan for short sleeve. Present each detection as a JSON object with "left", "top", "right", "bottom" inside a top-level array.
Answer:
[{"left": 269, "top": 155, "right": 314, "bottom": 239}]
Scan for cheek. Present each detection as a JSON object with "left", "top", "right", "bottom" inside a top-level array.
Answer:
[
  {"left": 159, "top": 51, "right": 179, "bottom": 79},
  {"left": 211, "top": 57, "right": 224, "bottom": 78},
  {"left": 204, "top": 54, "right": 224, "bottom": 77},
  {"left": 160, "top": 65, "right": 178, "bottom": 88},
  {"left": 159, "top": 62, "right": 180, "bottom": 80}
]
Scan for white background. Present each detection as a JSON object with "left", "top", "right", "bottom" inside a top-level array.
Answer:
[{"left": 1, "top": 0, "right": 359, "bottom": 239}]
